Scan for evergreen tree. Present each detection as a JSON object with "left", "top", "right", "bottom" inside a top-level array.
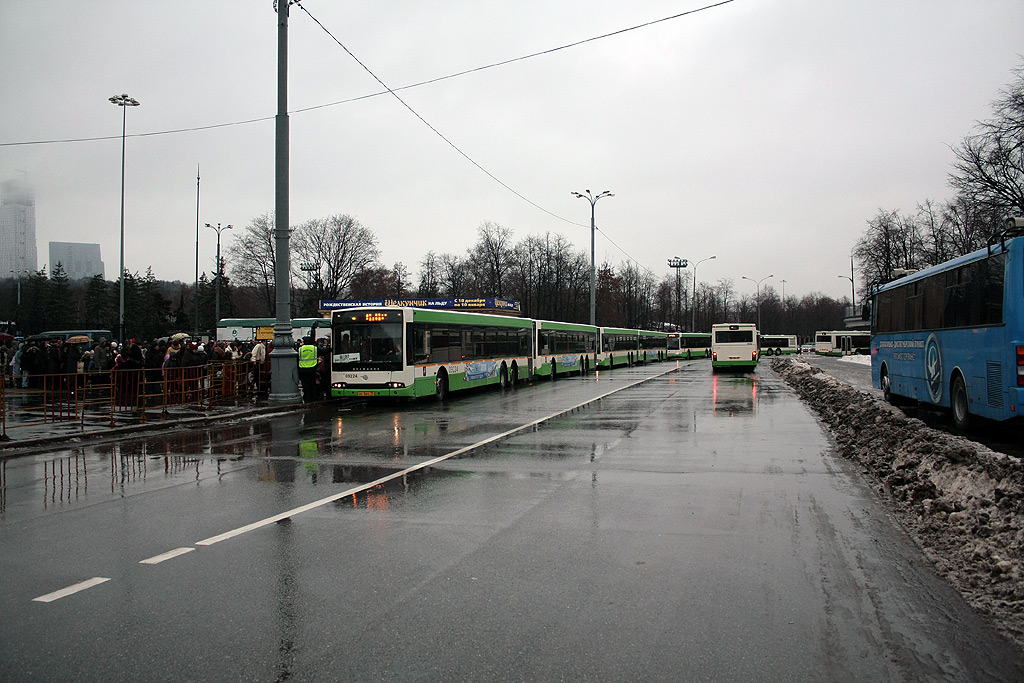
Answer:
[
  {"left": 83, "top": 275, "right": 114, "bottom": 329},
  {"left": 46, "top": 263, "right": 71, "bottom": 329}
]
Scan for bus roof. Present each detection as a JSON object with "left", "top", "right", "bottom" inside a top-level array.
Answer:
[{"left": 873, "top": 236, "right": 1015, "bottom": 294}]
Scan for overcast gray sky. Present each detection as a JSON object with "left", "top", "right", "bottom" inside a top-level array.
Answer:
[{"left": 2, "top": 0, "right": 1022, "bottom": 304}]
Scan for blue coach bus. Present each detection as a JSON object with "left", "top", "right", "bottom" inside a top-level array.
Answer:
[{"left": 870, "top": 218, "right": 1024, "bottom": 430}]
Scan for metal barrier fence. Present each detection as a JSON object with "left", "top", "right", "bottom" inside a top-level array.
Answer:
[{"left": 0, "top": 360, "right": 270, "bottom": 441}]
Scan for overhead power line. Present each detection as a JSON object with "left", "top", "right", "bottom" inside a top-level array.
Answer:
[{"left": 0, "top": 0, "right": 735, "bottom": 148}]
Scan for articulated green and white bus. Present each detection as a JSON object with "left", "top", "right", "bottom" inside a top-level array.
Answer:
[
  {"left": 666, "top": 332, "right": 712, "bottom": 360},
  {"left": 639, "top": 330, "right": 669, "bottom": 363},
  {"left": 759, "top": 334, "right": 799, "bottom": 356},
  {"left": 711, "top": 323, "right": 760, "bottom": 372},
  {"left": 330, "top": 307, "right": 533, "bottom": 400},
  {"left": 330, "top": 307, "right": 689, "bottom": 400},
  {"left": 534, "top": 319, "right": 598, "bottom": 378}
]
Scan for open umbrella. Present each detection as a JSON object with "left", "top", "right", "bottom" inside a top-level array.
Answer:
[
  {"left": 170, "top": 332, "right": 191, "bottom": 341},
  {"left": 66, "top": 335, "right": 92, "bottom": 344}
]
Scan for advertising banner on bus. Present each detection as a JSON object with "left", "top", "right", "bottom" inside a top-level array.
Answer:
[{"left": 320, "top": 298, "right": 521, "bottom": 313}]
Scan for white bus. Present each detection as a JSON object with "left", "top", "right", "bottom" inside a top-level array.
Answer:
[
  {"left": 711, "top": 323, "right": 759, "bottom": 372},
  {"left": 814, "top": 330, "right": 871, "bottom": 356},
  {"left": 759, "top": 334, "right": 799, "bottom": 356}
]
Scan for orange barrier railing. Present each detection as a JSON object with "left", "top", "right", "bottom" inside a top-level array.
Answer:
[{"left": 1, "top": 360, "right": 270, "bottom": 441}]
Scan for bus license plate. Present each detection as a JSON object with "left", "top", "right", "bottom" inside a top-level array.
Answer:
[{"left": 357, "top": 391, "right": 375, "bottom": 397}]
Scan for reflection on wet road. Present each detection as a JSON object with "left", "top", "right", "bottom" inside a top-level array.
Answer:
[{"left": 2, "top": 360, "right": 1020, "bottom": 681}]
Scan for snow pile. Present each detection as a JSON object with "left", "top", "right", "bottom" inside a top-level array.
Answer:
[{"left": 772, "top": 356, "right": 1024, "bottom": 645}]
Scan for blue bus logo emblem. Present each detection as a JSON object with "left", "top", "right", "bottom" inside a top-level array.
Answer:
[{"left": 925, "top": 333, "right": 942, "bottom": 403}]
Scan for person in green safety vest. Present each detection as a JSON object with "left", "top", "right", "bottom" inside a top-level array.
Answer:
[{"left": 298, "top": 336, "right": 318, "bottom": 402}]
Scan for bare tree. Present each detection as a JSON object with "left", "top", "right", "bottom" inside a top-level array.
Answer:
[
  {"left": 437, "top": 252, "right": 470, "bottom": 297},
  {"left": 225, "top": 211, "right": 277, "bottom": 315},
  {"left": 853, "top": 208, "right": 922, "bottom": 288},
  {"left": 417, "top": 251, "right": 442, "bottom": 297},
  {"left": 466, "top": 222, "right": 514, "bottom": 297},
  {"left": 950, "top": 64, "right": 1024, "bottom": 215},
  {"left": 293, "top": 214, "right": 380, "bottom": 305},
  {"left": 915, "top": 199, "right": 954, "bottom": 268}
]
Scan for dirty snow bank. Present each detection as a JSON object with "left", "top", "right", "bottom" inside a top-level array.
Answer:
[{"left": 771, "top": 356, "right": 1024, "bottom": 647}]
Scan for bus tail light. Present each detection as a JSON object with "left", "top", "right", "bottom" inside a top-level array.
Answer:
[
  {"left": 752, "top": 351, "right": 757, "bottom": 361},
  {"left": 1017, "top": 346, "right": 1024, "bottom": 387},
  {"left": 712, "top": 351, "right": 717, "bottom": 362}
]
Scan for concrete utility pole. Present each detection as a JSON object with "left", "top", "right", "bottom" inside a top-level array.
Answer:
[{"left": 269, "top": 0, "right": 301, "bottom": 403}]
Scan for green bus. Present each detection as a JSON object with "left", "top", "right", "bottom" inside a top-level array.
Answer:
[
  {"left": 711, "top": 323, "right": 760, "bottom": 372},
  {"left": 330, "top": 307, "right": 533, "bottom": 400},
  {"left": 666, "top": 332, "right": 712, "bottom": 360}
]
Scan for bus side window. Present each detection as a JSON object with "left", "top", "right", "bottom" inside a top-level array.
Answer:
[{"left": 410, "top": 324, "right": 429, "bottom": 364}]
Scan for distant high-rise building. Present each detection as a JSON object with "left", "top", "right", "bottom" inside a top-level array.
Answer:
[
  {"left": 49, "top": 242, "right": 105, "bottom": 281},
  {"left": 0, "top": 178, "right": 38, "bottom": 276}
]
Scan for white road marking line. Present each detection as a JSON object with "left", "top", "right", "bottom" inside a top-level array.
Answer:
[
  {"left": 140, "top": 547, "right": 195, "bottom": 565},
  {"left": 33, "top": 577, "right": 110, "bottom": 603},
  {"left": 195, "top": 368, "right": 675, "bottom": 547}
]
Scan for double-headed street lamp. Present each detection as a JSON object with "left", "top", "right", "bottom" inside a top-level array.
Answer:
[
  {"left": 691, "top": 255, "right": 716, "bottom": 332},
  {"left": 667, "top": 257, "right": 688, "bottom": 330},
  {"left": 572, "top": 189, "right": 614, "bottom": 326},
  {"left": 205, "top": 222, "right": 233, "bottom": 329},
  {"left": 109, "top": 93, "right": 140, "bottom": 343},
  {"left": 741, "top": 273, "right": 773, "bottom": 330}
]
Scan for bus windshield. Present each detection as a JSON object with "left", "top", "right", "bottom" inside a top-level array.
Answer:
[{"left": 333, "top": 319, "right": 403, "bottom": 371}]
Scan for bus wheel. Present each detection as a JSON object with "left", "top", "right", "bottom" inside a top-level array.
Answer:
[
  {"left": 775, "top": 348, "right": 782, "bottom": 356},
  {"left": 435, "top": 370, "right": 449, "bottom": 402},
  {"left": 499, "top": 363, "right": 509, "bottom": 390},
  {"left": 880, "top": 366, "right": 895, "bottom": 404},
  {"left": 951, "top": 374, "right": 971, "bottom": 431},
  {"left": 510, "top": 362, "right": 518, "bottom": 387}
]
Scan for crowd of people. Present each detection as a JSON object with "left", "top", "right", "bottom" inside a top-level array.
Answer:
[{"left": 1, "top": 335, "right": 334, "bottom": 402}]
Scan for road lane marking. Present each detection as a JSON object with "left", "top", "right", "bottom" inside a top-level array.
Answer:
[
  {"left": 140, "top": 547, "right": 195, "bottom": 565},
  {"left": 195, "top": 367, "right": 676, "bottom": 548},
  {"left": 33, "top": 577, "right": 110, "bottom": 603}
]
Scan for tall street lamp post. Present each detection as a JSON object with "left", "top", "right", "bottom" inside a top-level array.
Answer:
[
  {"left": 667, "top": 257, "right": 688, "bottom": 330},
  {"left": 205, "top": 222, "right": 233, "bottom": 331},
  {"left": 741, "top": 273, "right": 773, "bottom": 330},
  {"left": 691, "top": 255, "right": 716, "bottom": 332},
  {"left": 839, "top": 256, "right": 856, "bottom": 316},
  {"left": 109, "top": 93, "right": 140, "bottom": 343},
  {"left": 572, "top": 189, "right": 613, "bottom": 326}
]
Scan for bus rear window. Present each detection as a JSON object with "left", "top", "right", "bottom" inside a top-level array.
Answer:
[{"left": 716, "top": 330, "right": 753, "bottom": 344}]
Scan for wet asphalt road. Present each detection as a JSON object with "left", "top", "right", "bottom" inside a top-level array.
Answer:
[{"left": 1, "top": 359, "right": 1021, "bottom": 681}]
